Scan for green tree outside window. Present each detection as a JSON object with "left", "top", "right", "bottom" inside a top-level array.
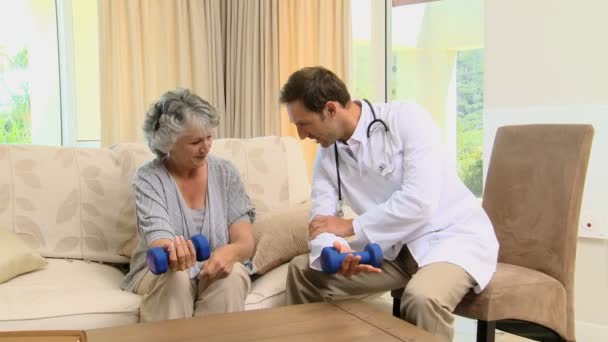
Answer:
[
  {"left": 456, "top": 49, "right": 483, "bottom": 197},
  {"left": 0, "top": 45, "right": 31, "bottom": 144}
]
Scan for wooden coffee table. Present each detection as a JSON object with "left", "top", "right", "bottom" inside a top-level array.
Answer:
[
  {"left": 85, "top": 300, "right": 439, "bottom": 342},
  {"left": 0, "top": 330, "right": 85, "bottom": 342},
  {"left": 0, "top": 301, "right": 438, "bottom": 342}
]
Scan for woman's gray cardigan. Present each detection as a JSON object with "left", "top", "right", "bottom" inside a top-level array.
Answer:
[{"left": 121, "top": 155, "right": 255, "bottom": 292}]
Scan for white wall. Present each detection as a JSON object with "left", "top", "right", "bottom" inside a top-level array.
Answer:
[{"left": 485, "top": 0, "right": 608, "bottom": 340}]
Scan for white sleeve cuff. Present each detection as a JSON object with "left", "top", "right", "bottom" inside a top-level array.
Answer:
[
  {"left": 350, "top": 218, "right": 371, "bottom": 251},
  {"left": 308, "top": 233, "right": 350, "bottom": 271}
]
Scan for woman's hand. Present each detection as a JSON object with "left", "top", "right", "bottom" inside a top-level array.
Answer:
[
  {"left": 198, "top": 244, "right": 239, "bottom": 281},
  {"left": 198, "top": 221, "right": 254, "bottom": 281},
  {"left": 149, "top": 236, "right": 196, "bottom": 272}
]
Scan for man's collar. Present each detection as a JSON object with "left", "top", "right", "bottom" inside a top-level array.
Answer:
[{"left": 346, "top": 100, "right": 371, "bottom": 145}]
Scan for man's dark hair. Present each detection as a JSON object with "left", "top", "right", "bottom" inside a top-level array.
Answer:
[{"left": 279, "top": 66, "right": 351, "bottom": 113}]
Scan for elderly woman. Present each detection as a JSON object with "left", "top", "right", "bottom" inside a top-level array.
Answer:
[{"left": 121, "top": 88, "right": 255, "bottom": 322}]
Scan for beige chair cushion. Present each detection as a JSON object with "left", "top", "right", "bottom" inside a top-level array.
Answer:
[
  {"left": 252, "top": 203, "right": 310, "bottom": 274},
  {"left": 0, "top": 228, "right": 47, "bottom": 284},
  {"left": 455, "top": 263, "right": 566, "bottom": 330}
]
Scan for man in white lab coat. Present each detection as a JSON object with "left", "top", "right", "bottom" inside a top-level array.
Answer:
[{"left": 280, "top": 66, "right": 499, "bottom": 341}]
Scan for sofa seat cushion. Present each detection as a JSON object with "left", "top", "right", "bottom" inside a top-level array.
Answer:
[
  {"left": 245, "top": 263, "right": 289, "bottom": 310},
  {"left": 0, "top": 258, "right": 141, "bottom": 331}
]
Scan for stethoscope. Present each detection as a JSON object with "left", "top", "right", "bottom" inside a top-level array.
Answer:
[{"left": 333, "top": 99, "right": 390, "bottom": 217}]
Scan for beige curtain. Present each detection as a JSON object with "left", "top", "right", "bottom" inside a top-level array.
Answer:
[
  {"left": 278, "top": 0, "right": 351, "bottom": 179},
  {"left": 222, "top": 0, "right": 280, "bottom": 138},
  {"left": 99, "top": 0, "right": 224, "bottom": 145},
  {"left": 100, "top": 0, "right": 280, "bottom": 145}
]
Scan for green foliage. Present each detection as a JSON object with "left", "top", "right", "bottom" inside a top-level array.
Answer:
[
  {"left": 350, "top": 43, "right": 485, "bottom": 197},
  {"left": 0, "top": 114, "right": 30, "bottom": 143},
  {"left": 0, "top": 45, "right": 31, "bottom": 144},
  {"left": 456, "top": 49, "right": 484, "bottom": 197}
]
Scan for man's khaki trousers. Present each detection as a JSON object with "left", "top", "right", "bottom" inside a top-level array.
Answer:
[
  {"left": 286, "top": 247, "right": 475, "bottom": 342},
  {"left": 136, "top": 263, "right": 251, "bottom": 322}
]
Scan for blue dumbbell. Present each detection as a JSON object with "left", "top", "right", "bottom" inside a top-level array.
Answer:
[
  {"left": 320, "top": 243, "right": 383, "bottom": 274},
  {"left": 146, "top": 234, "right": 211, "bottom": 275}
]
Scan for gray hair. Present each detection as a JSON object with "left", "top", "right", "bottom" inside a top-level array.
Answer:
[{"left": 143, "top": 88, "right": 220, "bottom": 159}]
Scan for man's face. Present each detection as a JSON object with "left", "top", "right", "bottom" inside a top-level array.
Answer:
[{"left": 286, "top": 100, "right": 338, "bottom": 148}]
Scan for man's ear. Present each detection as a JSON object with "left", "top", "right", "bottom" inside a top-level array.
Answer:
[{"left": 325, "top": 101, "right": 338, "bottom": 117}]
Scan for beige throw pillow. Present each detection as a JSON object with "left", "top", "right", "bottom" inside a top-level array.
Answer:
[
  {"left": 252, "top": 203, "right": 310, "bottom": 274},
  {"left": 0, "top": 229, "right": 47, "bottom": 284}
]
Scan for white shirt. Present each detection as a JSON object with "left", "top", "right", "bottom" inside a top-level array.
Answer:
[{"left": 308, "top": 100, "right": 499, "bottom": 293}]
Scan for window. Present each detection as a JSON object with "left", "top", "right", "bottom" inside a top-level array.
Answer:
[
  {"left": 350, "top": 0, "right": 386, "bottom": 102},
  {"left": 0, "top": 0, "right": 61, "bottom": 145},
  {"left": 0, "top": 0, "right": 101, "bottom": 147},
  {"left": 350, "top": 0, "right": 484, "bottom": 196}
]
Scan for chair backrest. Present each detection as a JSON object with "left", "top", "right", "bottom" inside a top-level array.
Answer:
[{"left": 482, "top": 124, "right": 593, "bottom": 335}]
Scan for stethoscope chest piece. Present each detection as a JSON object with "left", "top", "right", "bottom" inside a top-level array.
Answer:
[{"left": 335, "top": 200, "right": 344, "bottom": 218}]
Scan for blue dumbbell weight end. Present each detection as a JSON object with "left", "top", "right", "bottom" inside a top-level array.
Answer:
[
  {"left": 320, "top": 243, "right": 383, "bottom": 274},
  {"left": 146, "top": 234, "right": 211, "bottom": 275}
]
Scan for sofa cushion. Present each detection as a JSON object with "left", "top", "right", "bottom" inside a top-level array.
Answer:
[
  {"left": 245, "top": 263, "right": 289, "bottom": 310},
  {"left": 0, "top": 143, "right": 153, "bottom": 263},
  {"left": 252, "top": 203, "right": 310, "bottom": 274},
  {"left": 0, "top": 228, "right": 47, "bottom": 284},
  {"left": 211, "top": 137, "right": 310, "bottom": 213},
  {"left": 0, "top": 258, "right": 141, "bottom": 331},
  {"left": 118, "top": 232, "right": 140, "bottom": 258}
]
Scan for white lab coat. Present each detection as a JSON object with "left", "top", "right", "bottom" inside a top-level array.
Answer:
[{"left": 309, "top": 100, "right": 498, "bottom": 293}]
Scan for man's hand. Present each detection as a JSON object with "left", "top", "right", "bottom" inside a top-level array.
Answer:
[
  {"left": 332, "top": 241, "right": 382, "bottom": 278},
  {"left": 198, "top": 244, "right": 238, "bottom": 282},
  {"left": 149, "top": 236, "right": 196, "bottom": 272},
  {"left": 309, "top": 215, "right": 354, "bottom": 240}
]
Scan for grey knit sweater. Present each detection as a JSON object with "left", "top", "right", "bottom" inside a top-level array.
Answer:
[{"left": 121, "top": 155, "right": 255, "bottom": 292}]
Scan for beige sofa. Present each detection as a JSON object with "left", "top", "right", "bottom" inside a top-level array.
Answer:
[{"left": 0, "top": 136, "right": 311, "bottom": 331}]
